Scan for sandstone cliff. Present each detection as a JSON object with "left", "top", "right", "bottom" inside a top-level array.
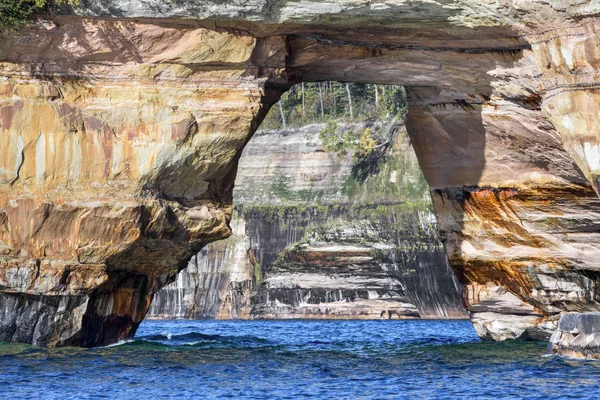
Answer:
[
  {"left": 2, "top": 0, "right": 600, "bottom": 346},
  {"left": 148, "top": 107, "right": 467, "bottom": 320}
]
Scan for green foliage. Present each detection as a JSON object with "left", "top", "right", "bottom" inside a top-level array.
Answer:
[
  {"left": 320, "top": 119, "right": 396, "bottom": 184},
  {"left": 357, "top": 128, "right": 376, "bottom": 157},
  {"left": 0, "top": 0, "right": 43, "bottom": 28},
  {"left": 320, "top": 125, "right": 379, "bottom": 161},
  {"left": 267, "top": 174, "right": 327, "bottom": 203},
  {"left": 295, "top": 188, "right": 324, "bottom": 203},
  {"left": 341, "top": 129, "right": 430, "bottom": 204},
  {"left": 268, "top": 84, "right": 409, "bottom": 187},
  {"left": 253, "top": 82, "right": 430, "bottom": 209},
  {"left": 269, "top": 175, "right": 294, "bottom": 200},
  {"left": 262, "top": 83, "right": 407, "bottom": 130},
  {"left": 319, "top": 121, "right": 363, "bottom": 156},
  {"left": 381, "top": 85, "right": 408, "bottom": 118},
  {"left": 0, "top": 0, "right": 78, "bottom": 29},
  {"left": 319, "top": 121, "right": 341, "bottom": 152}
]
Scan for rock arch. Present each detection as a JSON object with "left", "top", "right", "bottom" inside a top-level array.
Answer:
[{"left": 1, "top": 1, "right": 600, "bottom": 346}]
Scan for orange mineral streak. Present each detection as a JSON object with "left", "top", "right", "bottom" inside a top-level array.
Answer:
[
  {"left": 3, "top": 8, "right": 600, "bottom": 345},
  {"left": 0, "top": 17, "right": 281, "bottom": 346}
]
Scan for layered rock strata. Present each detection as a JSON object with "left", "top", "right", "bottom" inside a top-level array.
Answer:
[
  {"left": 147, "top": 215, "right": 253, "bottom": 320},
  {"left": 149, "top": 121, "right": 467, "bottom": 320},
  {"left": 0, "top": 20, "right": 284, "bottom": 346},
  {"left": 549, "top": 312, "right": 600, "bottom": 359},
  {"left": 2, "top": 1, "right": 600, "bottom": 345},
  {"left": 247, "top": 206, "right": 465, "bottom": 319}
]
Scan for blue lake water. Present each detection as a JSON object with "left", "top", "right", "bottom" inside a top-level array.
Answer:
[{"left": 1, "top": 319, "right": 599, "bottom": 399}]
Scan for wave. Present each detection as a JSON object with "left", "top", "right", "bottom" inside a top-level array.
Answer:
[
  {"left": 142, "top": 332, "right": 222, "bottom": 342},
  {"left": 96, "top": 339, "right": 135, "bottom": 349},
  {"left": 138, "top": 331, "right": 271, "bottom": 346}
]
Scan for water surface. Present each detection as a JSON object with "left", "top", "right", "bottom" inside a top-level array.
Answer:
[{"left": 1, "top": 320, "right": 599, "bottom": 399}]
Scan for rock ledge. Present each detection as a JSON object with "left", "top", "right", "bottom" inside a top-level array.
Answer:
[{"left": 548, "top": 313, "right": 600, "bottom": 359}]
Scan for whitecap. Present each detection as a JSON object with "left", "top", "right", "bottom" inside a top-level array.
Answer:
[{"left": 100, "top": 339, "right": 134, "bottom": 348}]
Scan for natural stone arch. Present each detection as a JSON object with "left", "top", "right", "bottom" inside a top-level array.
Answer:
[
  {"left": 146, "top": 81, "right": 470, "bottom": 323},
  {"left": 1, "top": 2, "right": 600, "bottom": 346},
  {"left": 284, "top": 31, "right": 600, "bottom": 340}
]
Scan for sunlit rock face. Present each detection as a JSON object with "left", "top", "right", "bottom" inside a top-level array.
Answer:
[
  {"left": 148, "top": 121, "right": 467, "bottom": 320},
  {"left": 549, "top": 312, "right": 600, "bottom": 359},
  {"left": 3, "top": 1, "right": 600, "bottom": 346},
  {"left": 0, "top": 20, "right": 284, "bottom": 346}
]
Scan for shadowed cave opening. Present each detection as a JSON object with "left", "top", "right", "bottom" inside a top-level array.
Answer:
[{"left": 147, "top": 81, "right": 469, "bottom": 323}]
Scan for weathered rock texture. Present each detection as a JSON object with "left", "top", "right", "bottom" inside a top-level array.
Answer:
[
  {"left": 0, "top": 19, "right": 282, "bottom": 346},
  {"left": 3, "top": 1, "right": 600, "bottom": 346},
  {"left": 549, "top": 312, "right": 600, "bottom": 359},
  {"left": 148, "top": 120, "right": 467, "bottom": 320},
  {"left": 147, "top": 215, "right": 253, "bottom": 320}
]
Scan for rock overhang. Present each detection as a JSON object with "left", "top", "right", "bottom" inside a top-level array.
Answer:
[{"left": 1, "top": 1, "right": 600, "bottom": 349}]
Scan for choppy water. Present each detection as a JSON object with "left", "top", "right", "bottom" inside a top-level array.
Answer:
[{"left": 1, "top": 320, "right": 599, "bottom": 399}]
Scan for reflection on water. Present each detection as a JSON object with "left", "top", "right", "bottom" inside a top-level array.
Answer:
[{"left": 1, "top": 320, "right": 600, "bottom": 399}]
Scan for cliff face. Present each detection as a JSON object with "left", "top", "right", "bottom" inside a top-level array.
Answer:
[
  {"left": 147, "top": 215, "right": 253, "bottom": 320},
  {"left": 0, "top": 20, "right": 281, "bottom": 346},
  {"left": 549, "top": 312, "right": 600, "bottom": 358},
  {"left": 148, "top": 119, "right": 467, "bottom": 320},
  {"left": 3, "top": 1, "right": 600, "bottom": 346}
]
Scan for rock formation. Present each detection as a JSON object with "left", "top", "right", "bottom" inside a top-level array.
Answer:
[
  {"left": 2, "top": 1, "right": 600, "bottom": 346},
  {"left": 148, "top": 115, "right": 467, "bottom": 320},
  {"left": 549, "top": 312, "right": 600, "bottom": 359},
  {"left": 0, "top": 18, "right": 280, "bottom": 346}
]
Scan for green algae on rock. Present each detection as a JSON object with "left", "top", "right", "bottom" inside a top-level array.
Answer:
[{"left": 149, "top": 108, "right": 467, "bottom": 320}]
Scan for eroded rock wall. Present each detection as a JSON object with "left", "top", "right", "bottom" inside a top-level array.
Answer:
[
  {"left": 0, "top": 19, "right": 285, "bottom": 346},
  {"left": 246, "top": 204, "right": 465, "bottom": 319},
  {"left": 549, "top": 312, "right": 600, "bottom": 358},
  {"left": 147, "top": 216, "right": 253, "bottom": 320},
  {"left": 149, "top": 120, "right": 466, "bottom": 320},
  {"left": 3, "top": 1, "right": 600, "bottom": 345}
]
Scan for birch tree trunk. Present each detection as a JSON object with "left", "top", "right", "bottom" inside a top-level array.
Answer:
[
  {"left": 333, "top": 83, "right": 337, "bottom": 113},
  {"left": 318, "top": 83, "right": 325, "bottom": 118},
  {"left": 278, "top": 100, "right": 287, "bottom": 129},
  {"left": 301, "top": 82, "right": 305, "bottom": 119},
  {"left": 346, "top": 83, "right": 354, "bottom": 119}
]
